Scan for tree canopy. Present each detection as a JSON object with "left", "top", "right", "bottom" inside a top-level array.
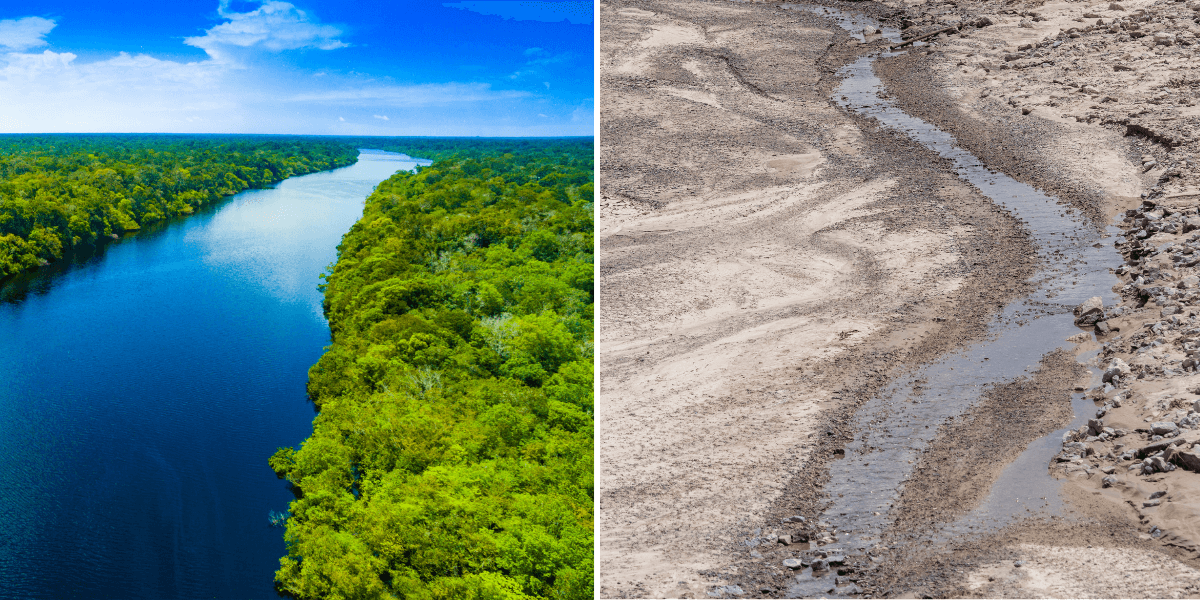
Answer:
[
  {"left": 0, "top": 134, "right": 358, "bottom": 278},
  {"left": 269, "top": 139, "right": 594, "bottom": 600}
]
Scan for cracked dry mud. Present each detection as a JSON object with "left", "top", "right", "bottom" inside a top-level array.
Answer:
[{"left": 599, "top": 0, "right": 1200, "bottom": 598}]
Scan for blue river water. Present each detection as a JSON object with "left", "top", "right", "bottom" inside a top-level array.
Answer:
[{"left": 0, "top": 150, "right": 426, "bottom": 599}]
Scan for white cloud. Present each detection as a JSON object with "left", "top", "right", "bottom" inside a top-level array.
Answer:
[
  {"left": 185, "top": 1, "right": 347, "bottom": 60},
  {"left": 288, "top": 82, "right": 528, "bottom": 106},
  {"left": 372, "top": 114, "right": 388, "bottom": 120},
  {"left": 338, "top": 116, "right": 345, "bottom": 122},
  {"left": 0, "top": 16, "right": 55, "bottom": 51}
]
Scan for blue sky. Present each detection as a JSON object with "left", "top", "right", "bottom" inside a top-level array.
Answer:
[{"left": 0, "top": 0, "right": 593, "bottom": 135}]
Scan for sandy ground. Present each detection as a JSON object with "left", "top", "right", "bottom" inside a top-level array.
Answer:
[
  {"left": 599, "top": 0, "right": 1200, "bottom": 597},
  {"left": 600, "top": 0, "right": 1035, "bottom": 597}
]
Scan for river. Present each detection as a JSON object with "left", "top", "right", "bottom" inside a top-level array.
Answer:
[{"left": 0, "top": 150, "right": 427, "bottom": 599}]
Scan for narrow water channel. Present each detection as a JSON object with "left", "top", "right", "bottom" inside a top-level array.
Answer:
[
  {"left": 780, "top": 7, "right": 1125, "bottom": 597},
  {"left": 0, "top": 150, "right": 426, "bottom": 599}
]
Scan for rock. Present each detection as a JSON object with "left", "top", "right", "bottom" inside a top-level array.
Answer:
[
  {"left": 782, "top": 515, "right": 806, "bottom": 524},
  {"left": 1149, "top": 490, "right": 1166, "bottom": 499},
  {"left": 1103, "top": 475, "right": 1119, "bottom": 487},
  {"left": 1014, "top": 560, "right": 1026, "bottom": 568},
  {"left": 783, "top": 558, "right": 803, "bottom": 569},
  {"left": 712, "top": 584, "right": 745, "bottom": 597},
  {"left": 1163, "top": 306, "right": 1181, "bottom": 318},
  {"left": 1080, "top": 85, "right": 1101, "bottom": 95},
  {"left": 1088, "top": 418, "right": 1105, "bottom": 436},
  {"left": 1101, "top": 465, "right": 1116, "bottom": 474},
  {"left": 1168, "top": 448, "right": 1200, "bottom": 471},
  {"left": 1103, "top": 359, "right": 1131, "bottom": 383},
  {"left": 1144, "top": 498, "right": 1162, "bottom": 507},
  {"left": 1075, "top": 297, "right": 1105, "bottom": 325},
  {"left": 1148, "top": 455, "right": 1171, "bottom": 472},
  {"left": 811, "top": 559, "right": 830, "bottom": 572},
  {"left": 835, "top": 583, "right": 863, "bottom": 595},
  {"left": 778, "top": 534, "right": 792, "bottom": 545},
  {"left": 1184, "top": 219, "right": 1200, "bottom": 234},
  {"left": 1110, "top": 1, "right": 1126, "bottom": 9},
  {"left": 1096, "top": 321, "right": 1112, "bottom": 335},
  {"left": 1151, "top": 421, "right": 1180, "bottom": 436}
]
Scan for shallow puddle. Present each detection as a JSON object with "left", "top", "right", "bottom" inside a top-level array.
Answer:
[{"left": 780, "top": 6, "right": 1126, "bottom": 593}]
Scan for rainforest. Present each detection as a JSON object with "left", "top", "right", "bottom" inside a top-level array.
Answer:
[
  {"left": 0, "top": 134, "right": 359, "bottom": 278},
  {"left": 267, "top": 139, "right": 594, "bottom": 600}
]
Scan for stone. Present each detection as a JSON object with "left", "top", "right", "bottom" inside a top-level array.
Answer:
[
  {"left": 1103, "top": 475, "right": 1119, "bottom": 487},
  {"left": 783, "top": 558, "right": 803, "bottom": 569},
  {"left": 1103, "top": 359, "right": 1131, "bottom": 383},
  {"left": 782, "top": 515, "right": 806, "bottom": 524},
  {"left": 1151, "top": 421, "right": 1180, "bottom": 435},
  {"left": 835, "top": 583, "right": 863, "bottom": 595},
  {"left": 1149, "top": 490, "right": 1166, "bottom": 499},
  {"left": 1165, "top": 447, "right": 1200, "bottom": 471},
  {"left": 1095, "top": 321, "right": 1112, "bottom": 335},
  {"left": 713, "top": 584, "right": 744, "bottom": 597},
  {"left": 811, "top": 559, "right": 830, "bottom": 572},
  {"left": 1110, "top": 1, "right": 1126, "bottom": 9},
  {"left": 1075, "top": 297, "right": 1105, "bottom": 325},
  {"left": 1144, "top": 498, "right": 1162, "bottom": 507},
  {"left": 778, "top": 534, "right": 792, "bottom": 545},
  {"left": 1101, "top": 465, "right": 1116, "bottom": 474},
  {"left": 1149, "top": 455, "right": 1170, "bottom": 472},
  {"left": 1088, "top": 418, "right": 1105, "bottom": 436}
]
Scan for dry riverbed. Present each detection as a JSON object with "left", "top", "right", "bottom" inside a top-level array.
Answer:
[{"left": 599, "top": 0, "right": 1200, "bottom": 597}]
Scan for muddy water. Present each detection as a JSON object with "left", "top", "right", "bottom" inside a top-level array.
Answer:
[{"left": 783, "top": 8, "right": 1125, "bottom": 596}]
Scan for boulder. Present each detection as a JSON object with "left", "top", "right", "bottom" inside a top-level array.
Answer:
[
  {"left": 1075, "top": 297, "right": 1105, "bottom": 325},
  {"left": 1151, "top": 421, "right": 1180, "bottom": 436},
  {"left": 782, "top": 558, "right": 803, "bottom": 569},
  {"left": 1103, "top": 358, "right": 1131, "bottom": 383},
  {"left": 1167, "top": 447, "right": 1200, "bottom": 471},
  {"left": 1096, "top": 321, "right": 1112, "bottom": 335}
]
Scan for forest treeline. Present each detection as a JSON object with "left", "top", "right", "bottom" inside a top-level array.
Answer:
[
  {"left": 268, "top": 140, "right": 594, "bottom": 599},
  {"left": 0, "top": 134, "right": 358, "bottom": 278}
]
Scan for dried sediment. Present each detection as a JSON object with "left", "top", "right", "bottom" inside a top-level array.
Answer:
[{"left": 599, "top": 0, "right": 1041, "bottom": 597}]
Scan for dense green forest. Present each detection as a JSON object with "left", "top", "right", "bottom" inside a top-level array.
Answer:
[
  {"left": 268, "top": 140, "right": 594, "bottom": 599},
  {"left": 0, "top": 134, "right": 358, "bottom": 278}
]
